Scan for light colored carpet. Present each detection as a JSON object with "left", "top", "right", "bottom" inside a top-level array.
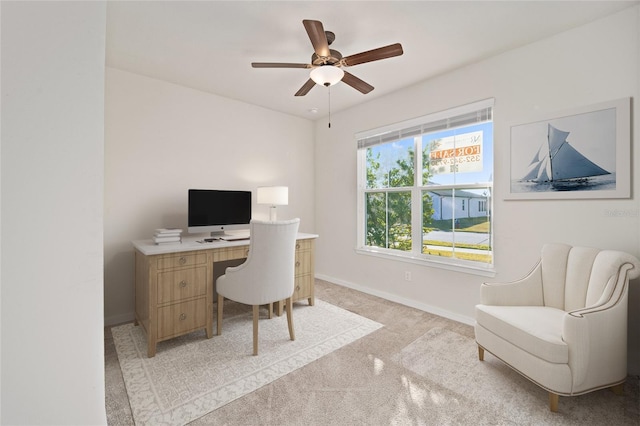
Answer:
[
  {"left": 392, "top": 327, "right": 639, "bottom": 425},
  {"left": 112, "top": 299, "right": 382, "bottom": 426},
  {"left": 106, "top": 281, "right": 640, "bottom": 425}
]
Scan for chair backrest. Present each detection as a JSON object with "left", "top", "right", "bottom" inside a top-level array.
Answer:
[
  {"left": 540, "top": 243, "right": 640, "bottom": 311},
  {"left": 242, "top": 218, "right": 300, "bottom": 305}
]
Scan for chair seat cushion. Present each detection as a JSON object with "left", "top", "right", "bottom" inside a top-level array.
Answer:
[{"left": 476, "top": 305, "right": 568, "bottom": 364}]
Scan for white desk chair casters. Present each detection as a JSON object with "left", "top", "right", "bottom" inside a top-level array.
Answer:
[{"left": 216, "top": 218, "right": 300, "bottom": 355}]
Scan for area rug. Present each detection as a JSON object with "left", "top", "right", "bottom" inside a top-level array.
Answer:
[
  {"left": 391, "top": 327, "right": 639, "bottom": 425},
  {"left": 112, "top": 299, "right": 382, "bottom": 426}
]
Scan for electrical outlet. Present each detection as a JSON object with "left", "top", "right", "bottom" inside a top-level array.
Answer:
[{"left": 404, "top": 271, "right": 412, "bottom": 281}]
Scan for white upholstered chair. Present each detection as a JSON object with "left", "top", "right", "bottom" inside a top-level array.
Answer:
[
  {"left": 475, "top": 243, "right": 640, "bottom": 412},
  {"left": 216, "top": 218, "right": 300, "bottom": 355}
]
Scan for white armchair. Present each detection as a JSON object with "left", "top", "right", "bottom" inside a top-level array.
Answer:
[
  {"left": 216, "top": 218, "right": 300, "bottom": 355},
  {"left": 475, "top": 243, "right": 640, "bottom": 412}
]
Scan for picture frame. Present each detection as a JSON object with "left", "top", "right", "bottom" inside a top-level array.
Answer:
[{"left": 506, "top": 97, "right": 631, "bottom": 200}]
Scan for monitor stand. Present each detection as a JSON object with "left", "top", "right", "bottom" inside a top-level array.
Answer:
[{"left": 202, "top": 231, "right": 227, "bottom": 242}]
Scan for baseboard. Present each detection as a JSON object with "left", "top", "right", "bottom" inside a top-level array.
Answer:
[
  {"left": 315, "top": 273, "right": 475, "bottom": 326},
  {"left": 104, "top": 277, "right": 475, "bottom": 328}
]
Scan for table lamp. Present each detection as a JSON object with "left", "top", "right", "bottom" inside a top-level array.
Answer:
[{"left": 257, "top": 186, "right": 288, "bottom": 221}]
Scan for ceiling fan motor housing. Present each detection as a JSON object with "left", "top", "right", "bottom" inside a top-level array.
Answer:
[{"left": 311, "top": 49, "right": 343, "bottom": 66}]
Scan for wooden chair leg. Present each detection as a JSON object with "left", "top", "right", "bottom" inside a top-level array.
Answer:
[
  {"left": 216, "top": 294, "right": 224, "bottom": 336},
  {"left": 549, "top": 392, "right": 559, "bottom": 412},
  {"left": 286, "top": 297, "right": 295, "bottom": 341},
  {"left": 611, "top": 383, "right": 624, "bottom": 395},
  {"left": 268, "top": 303, "right": 273, "bottom": 319},
  {"left": 252, "top": 305, "right": 259, "bottom": 356},
  {"left": 478, "top": 345, "right": 484, "bottom": 361}
]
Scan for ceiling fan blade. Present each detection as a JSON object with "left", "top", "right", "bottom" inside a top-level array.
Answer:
[
  {"left": 294, "top": 78, "right": 316, "bottom": 96},
  {"left": 303, "top": 19, "right": 330, "bottom": 58},
  {"left": 342, "top": 43, "right": 404, "bottom": 67},
  {"left": 341, "top": 71, "right": 374, "bottom": 94},
  {"left": 252, "top": 62, "right": 312, "bottom": 69}
]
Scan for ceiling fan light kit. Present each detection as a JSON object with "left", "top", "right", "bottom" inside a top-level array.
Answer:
[{"left": 310, "top": 66, "right": 344, "bottom": 87}]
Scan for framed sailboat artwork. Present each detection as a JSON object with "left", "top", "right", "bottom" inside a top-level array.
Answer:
[{"left": 507, "top": 97, "right": 630, "bottom": 200}]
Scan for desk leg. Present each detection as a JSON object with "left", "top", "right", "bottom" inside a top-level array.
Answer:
[
  {"left": 147, "top": 338, "right": 156, "bottom": 358},
  {"left": 308, "top": 283, "right": 315, "bottom": 306},
  {"left": 206, "top": 308, "right": 214, "bottom": 338}
]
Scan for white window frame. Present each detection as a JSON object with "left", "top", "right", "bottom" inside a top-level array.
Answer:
[{"left": 356, "top": 99, "right": 495, "bottom": 276}]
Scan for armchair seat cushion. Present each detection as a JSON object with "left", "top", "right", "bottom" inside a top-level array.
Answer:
[{"left": 476, "top": 305, "right": 568, "bottom": 364}]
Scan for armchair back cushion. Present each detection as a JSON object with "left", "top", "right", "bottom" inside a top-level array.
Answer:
[{"left": 539, "top": 243, "right": 639, "bottom": 312}]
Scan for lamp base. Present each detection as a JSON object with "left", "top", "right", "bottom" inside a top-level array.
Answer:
[{"left": 269, "top": 206, "right": 277, "bottom": 221}]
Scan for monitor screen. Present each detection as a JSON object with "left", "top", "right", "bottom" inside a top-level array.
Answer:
[{"left": 188, "top": 189, "right": 251, "bottom": 235}]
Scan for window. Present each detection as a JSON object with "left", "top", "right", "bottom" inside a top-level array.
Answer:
[{"left": 356, "top": 99, "right": 494, "bottom": 272}]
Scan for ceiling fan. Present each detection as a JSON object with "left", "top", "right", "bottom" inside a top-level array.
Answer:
[{"left": 251, "top": 19, "right": 404, "bottom": 96}]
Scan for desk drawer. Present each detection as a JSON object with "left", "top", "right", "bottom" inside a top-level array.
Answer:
[
  {"left": 157, "top": 298, "right": 207, "bottom": 339},
  {"left": 213, "top": 246, "right": 249, "bottom": 262},
  {"left": 295, "top": 250, "right": 311, "bottom": 276},
  {"left": 295, "top": 239, "right": 312, "bottom": 252},
  {"left": 157, "top": 266, "right": 207, "bottom": 304},
  {"left": 293, "top": 274, "right": 312, "bottom": 301},
  {"left": 157, "top": 252, "right": 207, "bottom": 270}
]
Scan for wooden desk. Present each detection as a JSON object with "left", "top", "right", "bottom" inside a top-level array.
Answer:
[{"left": 133, "top": 233, "right": 317, "bottom": 357}]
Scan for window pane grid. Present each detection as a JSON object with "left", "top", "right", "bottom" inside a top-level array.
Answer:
[{"left": 358, "top": 99, "right": 494, "bottom": 269}]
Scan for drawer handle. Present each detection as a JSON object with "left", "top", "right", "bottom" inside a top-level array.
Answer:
[
  {"left": 245, "top": 249, "right": 250, "bottom": 257},
  {"left": 295, "top": 261, "right": 301, "bottom": 267},
  {"left": 179, "top": 257, "right": 187, "bottom": 265},
  {"left": 179, "top": 280, "right": 187, "bottom": 288},
  {"left": 179, "top": 313, "right": 187, "bottom": 321},
  {"left": 296, "top": 285, "right": 300, "bottom": 291},
  {"left": 296, "top": 243, "right": 301, "bottom": 249}
]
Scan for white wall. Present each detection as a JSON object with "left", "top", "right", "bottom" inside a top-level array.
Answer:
[
  {"left": 315, "top": 7, "right": 640, "bottom": 372},
  {"left": 104, "top": 68, "right": 315, "bottom": 325},
  {"left": 1, "top": 2, "right": 107, "bottom": 424}
]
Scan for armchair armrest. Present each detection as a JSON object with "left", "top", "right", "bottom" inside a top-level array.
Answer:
[
  {"left": 562, "top": 263, "right": 633, "bottom": 389},
  {"left": 563, "top": 301, "right": 627, "bottom": 389},
  {"left": 480, "top": 261, "right": 544, "bottom": 306}
]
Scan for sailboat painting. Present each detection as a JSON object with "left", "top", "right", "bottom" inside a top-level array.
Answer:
[{"left": 508, "top": 98, "right": 630, "bottom": 200}]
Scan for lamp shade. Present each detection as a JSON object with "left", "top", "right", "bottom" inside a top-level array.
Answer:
[
  {"left": 257, "top": 186, "right": 288, "bottom": 206},
  {"left": 310, "top": 66, "right": 344, "bottom": 87}
]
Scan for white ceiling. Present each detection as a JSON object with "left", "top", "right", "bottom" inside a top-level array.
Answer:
[{"left": 106, "top": 1, "right": 638, "bottom": 121}]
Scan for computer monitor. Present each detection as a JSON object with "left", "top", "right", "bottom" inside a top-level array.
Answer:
[{"left": 187, "top": 189, "right": 251, "bottom": 236}]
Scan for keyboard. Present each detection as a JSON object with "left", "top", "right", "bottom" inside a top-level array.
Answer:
[{"left": 220, "top": 233, "right": 250, "bottom": 241}]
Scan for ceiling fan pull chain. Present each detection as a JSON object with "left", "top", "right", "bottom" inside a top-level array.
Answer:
[{"left": 328, "top": 85, "right": 331, "bottom": 128}]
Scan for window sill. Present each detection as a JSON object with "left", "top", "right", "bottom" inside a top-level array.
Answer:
[{"left": 355, "top": 247, "right": 496, "bottom": 278}]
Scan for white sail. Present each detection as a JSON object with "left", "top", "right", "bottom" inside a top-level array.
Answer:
[
  {"left": 547, "top": 125, "right": 570, "bottom": 160},
  {"left": 520, "top": 124, "right": 610, "bottom": 182},
  {"left": 521, "top": 144, "right": 551, "bottom": 181}
]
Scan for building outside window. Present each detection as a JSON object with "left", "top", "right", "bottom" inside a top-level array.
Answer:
[{"left": 356, "top": 99, "right": 494, "bottom": 272}]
